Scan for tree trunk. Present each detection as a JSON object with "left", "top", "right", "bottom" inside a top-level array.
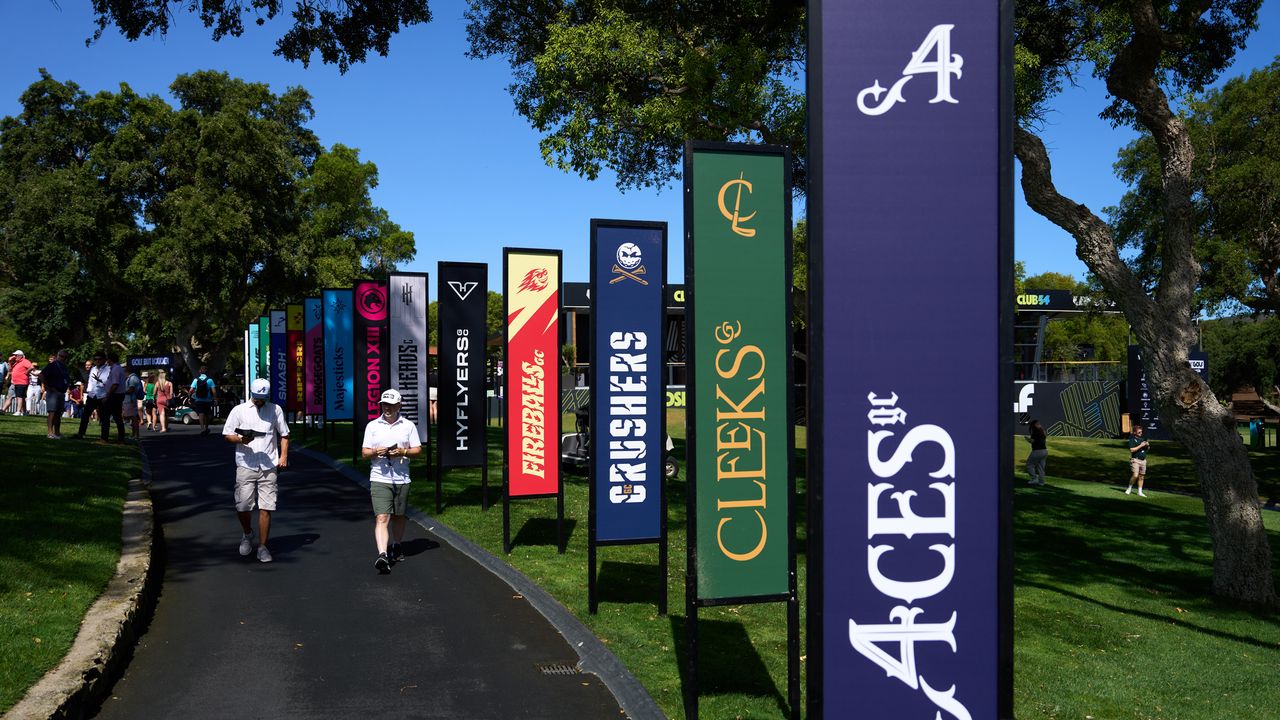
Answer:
[{"left": 1139, "top": 334, "right": 1278, "bottom": 605}]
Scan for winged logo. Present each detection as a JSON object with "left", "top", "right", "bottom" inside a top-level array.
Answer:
[{"left": 448, "top": 281, "right": 479, "bottom": 301}]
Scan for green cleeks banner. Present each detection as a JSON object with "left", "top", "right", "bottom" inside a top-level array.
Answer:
[{"left": 687, "top": 143, "right": 792, "bottom": 601}]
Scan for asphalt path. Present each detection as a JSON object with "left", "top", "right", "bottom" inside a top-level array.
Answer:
[{"left": 94, "top": 424, "right": 623, "bottom": 719}]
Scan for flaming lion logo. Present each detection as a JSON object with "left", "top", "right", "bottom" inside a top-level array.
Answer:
[{"left": 518, "top": 268, "right": 549, "bottom": 293}]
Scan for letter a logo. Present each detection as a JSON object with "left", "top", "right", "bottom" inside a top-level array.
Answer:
[
  {"left": 858, "top": 24, "right": 964, "bottom": 116},
  {"left": 449, "top": 281, "right": 479, "bottom": 301}
]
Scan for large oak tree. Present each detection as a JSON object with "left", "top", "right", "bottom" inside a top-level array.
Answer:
[{"left": 1015, "top": 0, "right": 1274, "bottom": 604}]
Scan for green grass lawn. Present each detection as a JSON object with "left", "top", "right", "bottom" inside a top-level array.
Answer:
[
  {"left": 0, "top": 415, "right": 138, "bottom": 713},
  {"left": 1014, "top": 437, "right": 1280, "bottom": 719}
]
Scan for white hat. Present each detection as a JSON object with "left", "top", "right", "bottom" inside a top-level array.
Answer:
[
  {"left": 379, "top": 389, "right": 402, "bottom": 405},
  {"left": 250, "top": 378, "right": 271, "bottom": 398},
  {"left": 12, "top": 350, "right": 22, "bottom": 356}
]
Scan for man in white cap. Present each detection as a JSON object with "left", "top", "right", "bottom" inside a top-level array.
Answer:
[
  {"left": 361, "top": 388, "right": 422, "bottom": 573},
  {"left": 222, "top": 378, "right": 290, "bottom": 563}
]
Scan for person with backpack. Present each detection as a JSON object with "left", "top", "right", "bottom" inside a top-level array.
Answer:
[{"left": 191, "top": 366, "right": 217, "bottom": 435}]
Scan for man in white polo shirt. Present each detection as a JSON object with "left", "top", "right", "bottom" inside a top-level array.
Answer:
[
  {"left": 223, "top": 378, "right": 290, "bottom": 563},
  {"left": 361, "top": 389, "right": 422, "bottom": 573}
]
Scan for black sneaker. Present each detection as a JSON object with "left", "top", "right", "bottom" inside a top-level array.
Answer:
[
  {"left": 388, "top": 544, "right": 405, "bottom": 563},
  {"left": 374, "top": 553, "right": 391, "bottom": 574}
]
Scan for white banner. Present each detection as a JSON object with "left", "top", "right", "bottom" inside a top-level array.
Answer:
[{"left": 389, "top": 273, "right": 429, "bottom": 442}]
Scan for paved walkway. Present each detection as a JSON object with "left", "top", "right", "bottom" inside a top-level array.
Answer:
[{"left": 94, "top": 424, "right": 624, "bottom": 719}]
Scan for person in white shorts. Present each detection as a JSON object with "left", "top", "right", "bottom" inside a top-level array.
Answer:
[
  {"left": 361, "top": 389, "right": 422, "bottom": 573},
  {"left": 223, "top": 378, "right": 290, "bottom": 563}
]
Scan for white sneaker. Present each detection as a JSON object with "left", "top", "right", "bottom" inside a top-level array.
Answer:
[
  {"left": 1125, "top": 487, "right": 1132, "bottom": 495},
  {"left": 1138, "top": 490, "right": 1147, "bottom": 497},
  {"left": 238, "top": 533, "right": 253, "bottom": 556},
  {"left": 257, "top": 545, "right": 273, "bottom": 563}
]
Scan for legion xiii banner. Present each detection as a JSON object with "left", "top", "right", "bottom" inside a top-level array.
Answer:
[
  {"left": 504, "top": 249, "right": 560, "bottom": 497},
  {"left": 439, "top": 262, "right": 488, "bottom": 467},
  {"left": 354, "top": 280, "right": 389, "bottom": 438},
  {"left": 591, "top": 221, "right": 665, "bottom": 543},
  {"left": 686, "top": 143, "right": 792, "bottom": 601},
  {"left": 810, "top": 1, "right": 1013, "bottom": 717}
]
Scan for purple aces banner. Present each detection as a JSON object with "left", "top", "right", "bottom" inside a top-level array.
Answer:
[
  {"left": 810, "top": 2, "right": 1013, "bottom": 719},
  {"left": 590, "top": 221, "right": 666, "bottom": 543},
  {"left": 304, "top": 298, "right": 324, "bottom": 415}
]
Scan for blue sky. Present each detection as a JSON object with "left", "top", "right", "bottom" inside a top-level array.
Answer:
[{"left": 2, "top": 1, "right": 1278, "bottom": 289}]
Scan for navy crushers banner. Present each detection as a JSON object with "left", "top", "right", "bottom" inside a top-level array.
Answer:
[
  {"left": 354, "top": 280, "right": 389, "bottom": 439},
  {"left": 590, "top": 221, "right": 665, "bottom": 542},
  {"left": 809, "top": 3, "right": 1014, "bottom": 719},
  {"left": 438, "top": 262, "right": 488, "bottom": 468},
  {"left": 388, "top": 272, "right": 429, "bottom": 443},
  {"left": 588, "top": 219, "right": 668, "bottom": 615},
  {"left": 269, "top": 309, "right": 288, "bottom": 408},
  {"left": 322, "top": 289, "right": 354, "bottom": 421}
]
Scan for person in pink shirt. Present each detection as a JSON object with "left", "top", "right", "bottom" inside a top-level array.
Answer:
[{"left": 8, "top": 350, "right": 34, "bottom": 416}]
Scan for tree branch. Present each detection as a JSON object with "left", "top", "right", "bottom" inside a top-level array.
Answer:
[
  {"left": 1106, "top": 0, "right": 1200, "bottom": 316},
  {"left": 1014, "top": 125, "right": 1156, "bottom": 324}
]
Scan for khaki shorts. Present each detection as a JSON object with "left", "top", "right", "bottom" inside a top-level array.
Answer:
[
  {"left": 235, "top": 466, "right": 278, "bottom": 512},
  {"left": 370, "top": 481, "right": 409, "bottom": 516},
  {"left": 1130, "top": 458, "right": 1147, "bottom": 475}
]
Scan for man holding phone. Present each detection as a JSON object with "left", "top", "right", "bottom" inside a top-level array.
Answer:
[
  {"left": 223, "top": 378, "right": 290, "bottom": 562},
  {"left": 361, "top": 389, "right": 422, "bottom": 573}
]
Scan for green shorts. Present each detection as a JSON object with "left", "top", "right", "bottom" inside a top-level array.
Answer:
[{"left": 370, "top": 481, "right": 409, "bottom": 516}]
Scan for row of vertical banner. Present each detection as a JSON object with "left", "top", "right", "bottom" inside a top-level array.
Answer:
[
  {"left": 231, "top": 16, "right": 1016, "bottom": 710},
  {"left": 243, "top": 265, "right": 494, "bottom": 499}
]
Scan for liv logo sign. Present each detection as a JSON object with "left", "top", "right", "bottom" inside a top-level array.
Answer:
[{"left": 809, "top": 1, "right": 1013, "bottom": 718}]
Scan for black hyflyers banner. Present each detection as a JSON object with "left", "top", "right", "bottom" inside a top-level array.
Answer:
[{"left": 439, "top": 262, "right": 488, "bottom": 467}]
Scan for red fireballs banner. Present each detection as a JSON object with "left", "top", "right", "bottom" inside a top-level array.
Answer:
[
  {"left": 354, "top": 280, "right": 389, "bottom": 438},
  {"left": 504, "top": 249, "right": 561, "bottom": 497}
]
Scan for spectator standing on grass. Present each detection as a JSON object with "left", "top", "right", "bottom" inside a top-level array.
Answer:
[
  {"left": 123, "top": 365, "right": 142, "bottom": 440},
  {"left": 1126, "top": 424, "right": 1150, "bottom": 497},
  {"left": 76, "top": 353, "right": 110, "bottom": 440},
  {"left": 104, "top": 353, "right": 126, "bottom": 442},
  {"left": 191, "top": 366, "right": 216, "bottom": 435},
  {"left": 68, "top": 382, "right": 83, "bottom": 418},
  {"left": 8, "top": 350, "right": 33, "bottom": 416},
  {"left": 27, "top": 364, "right": 43, "bottom": 415},
  {"left": 0, "top": 356, "right": 8, "bottom": 412},
  {"left": 222, "top": 378, "right": 289, "bottom": 563},
  {"left": 41, "top": 350, "right": 69, "bottom": 439},
  {"left": 1025, "top": 419, "right": 1049, "bottom": 486},
  {"left": 361, "top": 389, "right": 422, "bottom": 574},
  {"left": 155, "top": 371, "right": 174, "bottom": 432}
]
